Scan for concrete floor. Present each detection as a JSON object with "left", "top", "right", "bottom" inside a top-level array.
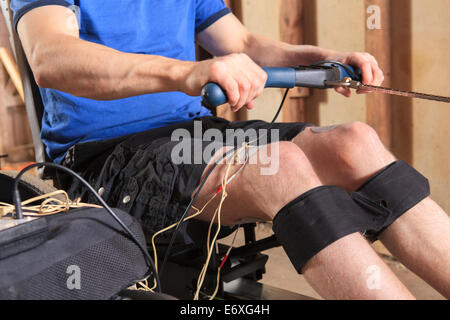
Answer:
[{"left": 219, "top": 223, "right": 446, "bottom": 300}]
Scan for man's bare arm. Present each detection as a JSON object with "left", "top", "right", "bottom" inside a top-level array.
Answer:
[
  {"left": 17, "top": 5, "right": 201, "bottom": 100},
  {"left": 18, "top": 6, "right": 266, "bottom": 110},
  {"left": 196, "top": 14, "right": 327, "bottom": 66}
]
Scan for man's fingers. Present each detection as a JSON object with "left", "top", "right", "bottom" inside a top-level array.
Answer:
[
  {"left": 335, "top": 86, "right": 351, "bottom": 97},
  {"left": 346, "top": 53, "right": 376, "bottom": 84},
  {"left": 246, "top": 101, "right": 255, "bottom": 110},
  {"left": 360, "top": 61, "right": 374, "bottom": 85},
  {"left": 205, "top": 53, "right": 267, "bottom": 111},
  {"left": 222, "top": 76, "right": 240, "bottom": 107},
  {"left": 366, "top": 53, "right": 384, "bottom": 86},
  {"left": 235, "top": 79, "right": 251, "bottom": 111},
  {"left": 326, "top": 51, "right": 385, "bottom": 97},
  {"left": 232, "top": 54, "right": 266, "bottom": 111}
]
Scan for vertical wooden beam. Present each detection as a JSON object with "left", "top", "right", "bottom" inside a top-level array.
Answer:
[
  {"left": 301, "top": 0, "right": 320, "bottom": 126},
  {"left": 225, "top": 0, "right": 242, "bottom": 20},
  {"left": 0, "top": 47, "right": 24, "bottom": 101},
  {"left": 0, "top": 13, "right": 34, "bottom": 162},
  {"left": 390, "top": 0, "right": 413, "bottom": 163},
  {"left": 365, "top": 0, "right": 392, "bottom": 148},
  {"left": 279, "top": 0, "right": 308, "bottom": 123},
  {"left": 210, "top": 0, "right": 241, "bottom": 122},
  {"left": 225, "top": 0, "right": 248, "bottom": 122}
]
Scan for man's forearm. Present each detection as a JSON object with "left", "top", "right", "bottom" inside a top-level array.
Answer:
[
  {"left": 29, "top": 34, "right": 194, "bottom": 100},
  {"left": 241, "top": 32, "right": 384, "bottom": 91},
  {"left": 243, "top": 33, "right": 335, "bottom": 67}
]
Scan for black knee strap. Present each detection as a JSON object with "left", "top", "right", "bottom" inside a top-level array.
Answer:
[
  {"left": 350, "top": 160, "right": 430, "bottom": 241},
  {"left": 272, "top": 161, "right": 430, "bottom": 274},
  {"left": 272, "top": 186, "right": 370, "bottom": 274}
]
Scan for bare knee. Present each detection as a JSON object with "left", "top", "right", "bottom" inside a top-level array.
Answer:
[
  {"left": 241, "top": 141, "right": 322, "bottom": 220},
  {"left": 277, "top": 142, "right": 321, "bottom": 190},
  {"left": 333, "top": 121, "right": 394, "bottom": 173}
]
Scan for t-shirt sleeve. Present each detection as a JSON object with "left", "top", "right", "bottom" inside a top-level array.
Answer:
[
  {"left": 10, "top": 0, "right": 74, "bottom": 31},
  {"left": 195, "top": 0, "right": 231, "bottom": 34}
]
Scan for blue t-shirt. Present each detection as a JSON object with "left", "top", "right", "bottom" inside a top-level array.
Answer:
[{"left": 11, "top": 0, "right": 231, "bottom": 163}]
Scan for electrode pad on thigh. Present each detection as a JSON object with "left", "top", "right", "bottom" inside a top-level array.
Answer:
[
  {"left": 272, "top": 186, "right": 372, "bottom": 274},
  {"left": 350, "top": 160, "right": 430, "bottom": 241}
]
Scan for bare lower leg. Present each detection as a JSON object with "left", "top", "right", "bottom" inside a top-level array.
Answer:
[
  {"left": 303, "top": 233, "right": 415, "bottom": 300},
  {"left": 293, "top": 124, "right": 450, "bottom": 298},
  {"left": 379, "top": 197, "right": 450, "bottom": 298}
]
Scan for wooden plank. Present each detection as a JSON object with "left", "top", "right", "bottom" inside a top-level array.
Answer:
[
  {"left": 224, "top": 0, "right": 242, "bottom": 19},
  {"left": 6, "top": 143, "right": 34, "bottom": 152},
  {"left": 224, "top": 0, "right": 246, "bottom": 122},
  {"left": 389, "top": 0, "right": 413, "bottom": 163},
  {"left": 214, "top": 0, "right": 242, "bottom": 122},
  {"left": 301, "top": 0, "right": 320, "bottom": 126},
  {"left": 0, "top": 47, "right": 24, "bottom": 102},
  {"left": 0, "top": 13, "right": 34, "bottom": 163},
  {"left": 365, "top": 0, "right": 392, "bottom": 148},
  {"left": 279, "top": 0, "right": 308, "bottom": 123},
  {"left": 0, "top": 15, "right": 9, "bottom": 157}
]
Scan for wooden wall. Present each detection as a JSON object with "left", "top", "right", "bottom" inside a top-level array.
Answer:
[
  {"left": 0, "top": 13, "right": 34, "bottom": 167},
  {"left": 238, "top": 0, "right": 450, "bottom": 214},
  {"left": 409, "top": 0, "right": 450, "bottom": 213}
]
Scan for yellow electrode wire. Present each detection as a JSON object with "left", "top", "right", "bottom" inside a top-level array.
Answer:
[
  {"left": 0, "top": 190, "right": 102, "bottom": 217},
  {"left": 209, "top": 224, "right": 240, "bottom": 300},
  {"left": 193, "top": 160, "right": 231, "bottom": 300},
  {"left": 142, "top": 191, "right": 219, "bottom": 291},
  {"left": 145, "top": 143, "right": 250, "bottom": 296},
  {"left": 194, "top": 145, "right": 243, "bottom": 300}
]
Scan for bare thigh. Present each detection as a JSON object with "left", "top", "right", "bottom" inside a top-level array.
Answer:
[{"left": 190, "top": 141, "right": 322, "bottom": 225}]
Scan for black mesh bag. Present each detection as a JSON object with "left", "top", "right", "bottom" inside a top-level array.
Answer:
[{"left": 0, "top": 207, "right": 151, "bottom": 300}]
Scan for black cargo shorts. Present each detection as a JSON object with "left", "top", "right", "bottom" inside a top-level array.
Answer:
[{"left": 54, "top": 116, "right": 310, "bottom": 239}]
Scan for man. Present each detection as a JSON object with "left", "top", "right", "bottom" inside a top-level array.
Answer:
[{"left": 11, "top": 0, "right": 450, "bottom": 299}]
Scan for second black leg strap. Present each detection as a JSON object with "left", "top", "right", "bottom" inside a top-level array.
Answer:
[
  {"left": 272, "top": 186, "right": 371, "bottom": 274},
  {"left": 350, "top": 160, "right": 430, "bottom": 240}
]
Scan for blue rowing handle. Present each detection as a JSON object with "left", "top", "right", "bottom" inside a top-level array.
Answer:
[
  {"left": 201, "top": 67, "right": 296, "bottom": 109},
  {"left": 201, "top": 63, "right": 362, "bottom": 108}
]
